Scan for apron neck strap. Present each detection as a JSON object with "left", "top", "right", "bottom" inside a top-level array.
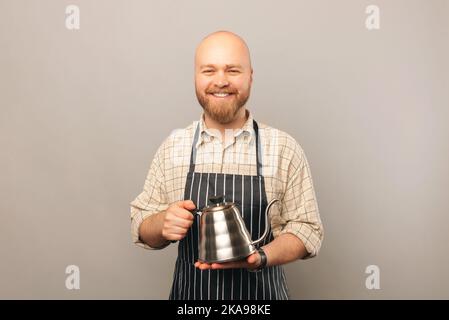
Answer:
[{"left": 189, "top": 120, "right": 262, "bottom": 176}]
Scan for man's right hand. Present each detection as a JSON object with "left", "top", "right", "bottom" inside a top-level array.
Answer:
[{"left": 161, "top": 200, "right": 196, "bottom": 241}]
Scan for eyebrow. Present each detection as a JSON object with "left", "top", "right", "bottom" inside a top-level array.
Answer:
[{"left": 200, "top": 64, "right": 243, "bottom": 69}]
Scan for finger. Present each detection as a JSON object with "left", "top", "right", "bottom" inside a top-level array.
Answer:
[
  {"left": 165, "top": 207, "right": 193, "bottom": 222},
  {"left": 173, "top": 208, "right": 195, "bottom": 221},
  {"left": 194, "top": 261, "right": 212, "bottom": 270},
  {"left": 166, "top": 208, "right": 193, "bottom": 222},
  {"left": 211, "top": 261, "right": 246, "bottom": 270},
  {"left": 172, "top": 216, "right": 194, "bottom": 228},
  {"left": 180, "top": 200, "right": 196, "bottom": 211},
  {"left": 199, "top": 263, "right": 212, "bottom": 270},
  {"left": 163, "top": 226, "right": 189, "bottom": 240},
  {"left": 169, "top": 225, "right": 190, "bottom": 234},
  {"left": 194, "top": 261, "right": 210, "bottom": 269},
  {"left": 164, "top": 233, "right": 184, "bottom": 241}
]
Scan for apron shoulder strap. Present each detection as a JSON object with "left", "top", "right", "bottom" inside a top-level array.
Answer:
[
  {"left": 189, "top": 122, "right": 200, "bottom": 173},
  {"left": 253, "top": 120, "right": 262, "bottom": 176}
]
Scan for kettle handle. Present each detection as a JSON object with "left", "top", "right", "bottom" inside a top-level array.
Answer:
[
  {"left": 251, "top": 198, "right": 279, "bottom": 247},
  {"left": 170, "top": 209, "right": 201, "bottom": 243}
]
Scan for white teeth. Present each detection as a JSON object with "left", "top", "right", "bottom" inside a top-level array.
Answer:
[{"left": 212, "top": 93, "right": 230, "bottom": 97}]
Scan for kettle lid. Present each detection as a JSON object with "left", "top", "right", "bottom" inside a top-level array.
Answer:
[{"left": 203, "top": 195, "right": 234, "bottom": 212}]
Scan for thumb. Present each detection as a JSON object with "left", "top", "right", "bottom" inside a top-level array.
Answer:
[
  {"left": 180, "top": 200, "right": 196, "bottom": 210},
  {"left": 247, "top": 253, "right": 258, "bottom": 264}
]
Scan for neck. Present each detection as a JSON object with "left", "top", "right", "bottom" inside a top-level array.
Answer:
[{"left": 203, "top": 108, "right": 248, "bottom": 138}]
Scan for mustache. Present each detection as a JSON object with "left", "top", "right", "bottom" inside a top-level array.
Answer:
[{"left": 206, "top": 89, "right": 237, "bottom": 94}]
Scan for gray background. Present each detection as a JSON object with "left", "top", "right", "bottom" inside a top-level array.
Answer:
[{"left": 0, "top": 0, "right": 448, "bottom": 299}]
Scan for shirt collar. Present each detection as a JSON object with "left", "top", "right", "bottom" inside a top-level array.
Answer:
[{"left": 196, "top": 110, "right": 255, "bottom": 149}]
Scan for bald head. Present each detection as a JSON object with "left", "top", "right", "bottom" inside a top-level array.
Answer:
[{"left": 195, "top": 31, "right": 252, "bottom": 71}]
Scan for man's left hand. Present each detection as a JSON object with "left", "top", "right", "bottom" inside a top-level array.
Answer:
[{"left": 194, "top": 252, "right": 261, "bottom": 270}]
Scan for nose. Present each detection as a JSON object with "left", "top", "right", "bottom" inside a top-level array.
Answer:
[{"left": 213, "top": 71, "right": 229, "bottom": 88}]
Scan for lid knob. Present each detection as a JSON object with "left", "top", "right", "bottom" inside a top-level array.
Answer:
[{"left": 209, "top": 195, "right": 225, "bottom": 205}]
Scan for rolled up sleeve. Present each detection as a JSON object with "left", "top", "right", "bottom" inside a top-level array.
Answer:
[
  {"left": 277, "top": 141, "right": 323, "bottom": 258},
  {"left": 130, "top": 145, "right": 170, "bottom": 250}
]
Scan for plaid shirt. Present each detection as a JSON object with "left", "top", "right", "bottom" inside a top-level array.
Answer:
[{"left": 130, "top": 111, "right": 323, "bottom": 257}]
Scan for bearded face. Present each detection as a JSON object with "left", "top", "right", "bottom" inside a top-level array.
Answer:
[
  {"left": 194, "top": 33, "right": 253, "bottom": 124},
  {"left": 195, "top": 79, "right": 251, "bottom": 124}
]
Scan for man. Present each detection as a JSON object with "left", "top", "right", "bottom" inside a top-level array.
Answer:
[{"left": 130, "top": 31, "right": 323, "bottom": 300}]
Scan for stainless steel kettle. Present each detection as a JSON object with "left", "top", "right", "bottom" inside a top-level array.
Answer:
[{"left": 193, "top": 195, "right": 279, "bottom": 263}]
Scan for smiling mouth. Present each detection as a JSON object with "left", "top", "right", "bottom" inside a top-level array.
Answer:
[{"left": 208, "top": 92, "right": 235, "bottom": 98}]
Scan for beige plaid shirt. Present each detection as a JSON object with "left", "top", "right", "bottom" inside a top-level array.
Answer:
[{"left": 130, "top": 111, "right": 323, "bottom": 257}]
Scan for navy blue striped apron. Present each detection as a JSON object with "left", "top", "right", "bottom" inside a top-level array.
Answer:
[{"left": 169, "top": 120, "right": 289, "bottom": 300}]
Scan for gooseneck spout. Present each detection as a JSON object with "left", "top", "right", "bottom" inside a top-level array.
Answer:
[{"left": 251, "top": 198, "right": 279, "bottom": 247}]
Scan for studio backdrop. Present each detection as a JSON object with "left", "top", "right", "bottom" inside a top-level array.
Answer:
[{"left": 0, "top": 0, "right": 448, "bottom": 299}]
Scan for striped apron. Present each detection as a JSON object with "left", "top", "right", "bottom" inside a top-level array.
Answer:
[{"left": 169, "top": 120, "right": 289, "bottom": 300}]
